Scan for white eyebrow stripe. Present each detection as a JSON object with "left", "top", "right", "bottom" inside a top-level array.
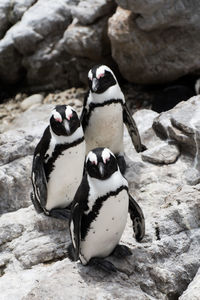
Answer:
[
  {"left": 88, "top": 70, "right": 93, "bottom": 80},
  {"left": 87, "top": 151, "right": 98, "bottom": 165},
  {"left": 65, "top": 106, "right": 73, "bottom": 120},
  {"left": 52, "top": 109, "right": 62, "bottom": 121},
  {"left": 102, "top": 148, "right": 112, "bottom": 163},
  {"left": 96, "top": 65, "right": 117, "bottom": 82}
]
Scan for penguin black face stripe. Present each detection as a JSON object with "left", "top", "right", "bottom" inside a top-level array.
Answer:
[
  {"left": 88, "top": 65, "right": 117, "bottom": 94},
  {"left": 50, "top": 105, "right": 80, "bottom": 136}
]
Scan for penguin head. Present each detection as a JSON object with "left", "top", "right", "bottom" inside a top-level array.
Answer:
[
  {"left": 86, "top": 147, "right": 118, "bottom": 180},
  {"left": 88, "top": 65, "right": 117, "bottom": 94},
  {"left": 50, "top": 105, "right": 80, "bottom": 136}
]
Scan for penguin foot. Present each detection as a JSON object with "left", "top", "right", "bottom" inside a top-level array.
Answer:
[
  {"left": 116, "top": 155, "right": 126, "bottom": 175},
  {"left": 30, "top": 192, "right": 43, "bottom": 213},
  {"left": 48, "top": 207, "right": 71, "bottom": 220},
  {"left": 112, "top": 244, "right": 132, "bottom": 259},
  {"left": 89, "top": 257, "right": 117, "bottom": 273}
]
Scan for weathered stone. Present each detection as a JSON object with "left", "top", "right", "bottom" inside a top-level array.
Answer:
[
  {"left": 62, "top": 17, "right": 111, "bottom": 60},
  {"left": 142, "top": 141, "right": 180, "bottom": 165},
  {"left": 71, "top": 0, "right": 116, "bottom": 25},
  {"left": 108, "top": 5, "right": 200, "bottom": 84},
  {"left": 0, "top": 0, "right": 10, "bottom": 39},
  {"left": 0, "top": 96, "right": 200, "bottom": 299},
  {"left": 153, "top": 96, "right": 200, "bottom": 160},
  {"left": 179, "top": 267, "right": 200, "bottom": 300},
  {"left": 20, "top": 94, "right": 44, "bottom": 111}
]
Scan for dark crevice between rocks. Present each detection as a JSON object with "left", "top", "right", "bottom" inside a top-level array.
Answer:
[
  {"left": 155, "top": 223, "right": 161, "bottom": 240},
  {"left": 0, "top": 265, "right": 7, "bottom": 277},
  {"left": 167, "top": 291, "right": 181, "bottom": 300}
]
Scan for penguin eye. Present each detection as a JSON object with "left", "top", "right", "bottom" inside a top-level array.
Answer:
[
  {"left": 91, "top": 160, "right": 97, "bottom": 165},
  {"left": 104, "top": 158, "right": 110, "bottom": 164},
  {"left": 97, "top": 73, "right": 104, "bottom": 79}
]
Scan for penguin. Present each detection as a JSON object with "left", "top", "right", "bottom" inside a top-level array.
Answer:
[
  {"left": 68, "top": 147, "right": 145, "bottom": 273},
  {"left": 31, "top": 104, "right": 85, "bottom": 219},
  {"left": 80, "top": 65, "right": 146, "bottom": 174}
]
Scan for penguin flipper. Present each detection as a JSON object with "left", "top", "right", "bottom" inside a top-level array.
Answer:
[
  {"left": 129, "top": 194, "right": 145, "bottom": 242},
  {"left": 69, "top": 175, "right": 89, "bottom": 261},
  {"left": 69, "top": 202, "right": 82, "bottom": 261},
  {"left": 80, "top": 90, "right": 89, "bottom": 131},
  {"left": 123, "top": 103, "right": 146, "bottom": 152},
  {"left": 31, "top": 154, "right": 47, "bottom": 210}
]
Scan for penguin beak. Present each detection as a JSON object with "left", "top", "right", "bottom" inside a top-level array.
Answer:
[
  {"left": 98, "top": 162, "right": 105, "bottom": 178},
  {"left": 92, "top": 78, "right": 99, "bottom": 92}
]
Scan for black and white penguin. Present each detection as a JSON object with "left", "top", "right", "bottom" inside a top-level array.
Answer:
[
  {"left": 68, "top": 147, "right": 145, "bottom": 272},
  {"left": 80, "top": 65, "right": 145, "bottom": 174},
  {"left": 31, "top": 105, "right": 85, "bottom": 219}
]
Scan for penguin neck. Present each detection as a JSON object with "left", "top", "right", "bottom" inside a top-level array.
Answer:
[
  {"left": 88, "top": 84, "right": 125, "bottom": 106},
  {"left": 50, "top": 126, "right": 84, "bottom": 145},
  {"left": 87, "top": 169, "right": 128, "bottom": 199}
]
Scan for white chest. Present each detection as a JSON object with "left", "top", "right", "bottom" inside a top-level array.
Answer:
[
  {"left": 45, "top": 141, "right": 85, "bottom": 211},
  {"left": 85, "top": 103, "right": 124, "bottom": 154},
  {"left": 79, "top": 189, "right": 129, "bottom": 265}
]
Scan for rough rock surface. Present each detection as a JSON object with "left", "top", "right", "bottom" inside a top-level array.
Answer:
[
  {"left": 1, "top": 0, "right": 200, "bottom": 90},
  {"left": 179, "top": 267, "right": 200, "bottom": 300},
  {"left": 0, "top": 0, "right": 115, "bottom": 90},
  {"left": 0, "top": 96, "right": 200, "bottom": 299},
  {"left": 108, "top": 3, "right": 200, "bottom": 84},
  {"left": 153, "top": 95, "right": 200, "bottom": 184}
]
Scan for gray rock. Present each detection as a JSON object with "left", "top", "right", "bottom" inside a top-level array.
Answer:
[
  {"left": 153, "top": 96, "right": 200, "bottom": 163},
  {"left": 20, "top": 94, "right": 44, "bottom": 111},
  {"left": 0, "top": 105, "right": 50, "bottom": 214},
  {"left": 142, "top": 141, "right": 180, "bottom": 165},
  {"left": 179, "top": 267, "right": 200, "bottom": 300},
  {"left": 0, "top": 0, "right": 11, "bottom": 39},
  {"left": 63, "top": 17, "right": 110, "bottom": 60},
  {"left": 71, "top": 0, "right": 116, "bottom": 25},
  {"left": 1, "top": 98, "right": 200, "bottom": 299},
  {"left": 108, "top": 4, "right": 200, "bottom": 84}
]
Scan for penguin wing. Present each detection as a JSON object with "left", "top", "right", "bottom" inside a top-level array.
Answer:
[
  {"left": 123, "top": 103, "right": 146, "bottom": 152},
  {"left": 80, "top": 90, "right": 89, "bottom": 131},
  {"left": 31, "top": 153, "right": 47, "bottom": 210},
  {"left": 69, "top": 175, "right": 89, "bottom": 261},
  {"left": 31, "top": 127, "right": 50, "bottom": 211},
  {"left": 129, "top": 194, "right": 145, "bottom": 242}
]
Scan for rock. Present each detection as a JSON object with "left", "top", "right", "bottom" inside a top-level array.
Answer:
[
  {"left": 1, "top": 97, "right": 200, "bottom": 299},
  {"left": 62, "top": 17, "right": 111, "bottom": 61},
  {"left": 0, "top": 0, "right": 115, "bottom": 91},
  {"left": 71, "top": 0, "right": 116, "bottom": 25},
  {"left": 179, "top": 267, "right": 200, "bottom": 300},
  {"left": 153, "top": 96, "right": 200, "bottom": 160},
  {"left": 108, "top": 5, "right": 200, "bottom": 84},
  {"left": 142, "top": 141, "right": 180, "bottom": 165},
  {"left": 0, "top": 0, "right": 10, "bottom": 39},
  {"left": 20, "top": 94, "right": 44, "bottom": 111}
]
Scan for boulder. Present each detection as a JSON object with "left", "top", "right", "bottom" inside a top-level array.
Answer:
[
  {"left": 0, "top": 0, "right": 115, "bottom": 91},
  {"left": 108, "top": 4, "right": 200, "bottom": 84},
  {"left": 179, "top": 267, "right": 200, "bottom": 300},
  {"left": 71, "top": 0, "right": 116, "bottom": 25}
]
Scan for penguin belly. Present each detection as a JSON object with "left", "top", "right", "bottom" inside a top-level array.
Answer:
[
  {"left": 46, "top": 142, "right": 85, "bottom": 211},
  {"left": 85, "top": 103, "right": 124, "bottom": 154},
  {"left": 79, "top": 189, "right": 129, "bottom": 265}
]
